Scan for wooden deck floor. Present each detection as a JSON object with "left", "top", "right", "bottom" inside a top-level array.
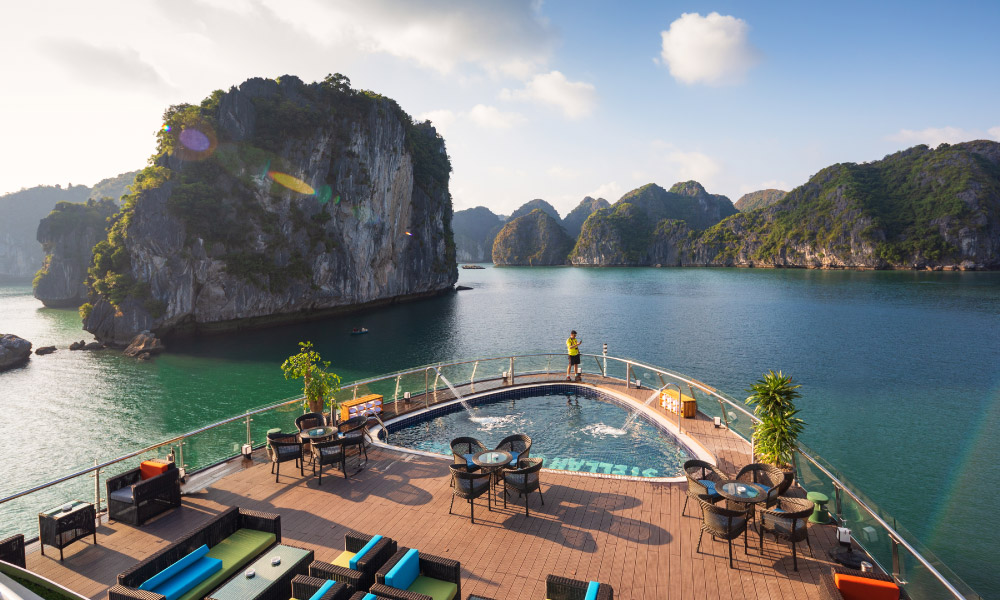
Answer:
[{"left": 24, "top": 375, "right": 845, "bottom": 600}]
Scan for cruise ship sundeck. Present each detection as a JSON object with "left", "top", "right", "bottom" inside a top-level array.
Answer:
[{"left": 0, "top": 355, "right": 976, "bottom": 600}]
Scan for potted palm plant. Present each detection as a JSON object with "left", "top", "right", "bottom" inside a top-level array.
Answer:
[
  {"left": 745, "top": 370, "right": 805, "bottom": 484},
  {"left": 281, "top": 341, "right": 342, "bottom": 419}
]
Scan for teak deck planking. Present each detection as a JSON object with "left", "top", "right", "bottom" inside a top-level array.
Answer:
[{"left": 22, "top": 374, "right": 843, "bottom": 600}]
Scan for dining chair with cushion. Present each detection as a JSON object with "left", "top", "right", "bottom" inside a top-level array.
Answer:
[
  {"left": 737, "top": 463, "right": 789, "bottom": 503},
  {"left": 296, "top": 412, "right": 328, "bottom": 431},
  {"left": 449, "top": 437, "right": 487, "bottom": 471},
  {"left": 503, "top": 457, "right": 544, "bottom": 516},
  {"left": 758, "top": 496, "right": 815, "bottom": 571},
  {"left": 696, "top": 494, "right": 753, "bottom": 569},
  {"left": 267, "top": 430, "right": 304, "bottom": 482},
  {"left": 682, "top": 459, "right": 727, "bottom": 516},
  {"left": 494, "top": 434, "right": 532, "bottom": 468},
  {"left": 312, "top": 438, "right": 348, "bottom": 484},
  {"left": 449, "top": 464, "right": 492, "bottom": 523}
]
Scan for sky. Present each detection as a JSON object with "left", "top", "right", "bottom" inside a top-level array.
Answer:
[{"left": 2, "top": 0, "right": 999, "bottom": 217}]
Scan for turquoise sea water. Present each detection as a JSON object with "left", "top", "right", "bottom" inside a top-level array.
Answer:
[{"left": 1, "top": 268, "right": 998, "bottom": 595}]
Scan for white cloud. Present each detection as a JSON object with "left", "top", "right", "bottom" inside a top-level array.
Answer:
[
  {"left": 501, "top": 70, "right": 596, "bottom": 119},
  {"left": 546, "top": 165, "right": 582, "bottom": 179},
  {"left": 666, "top": 151, "right": 721, "bottom": 185},
  {"left": 888, "top": 126, "right": 1000, "bottom": 147},
  {"left": 659, "top": 12, "right": 760, "bottom": 86},
  {"left": 416, "top": 109, "right": 458, "bottom": 136},
  {"left": 590, "top": 182, "right": 623, "bottom": 202},
  {"left": 467, "top": 104, "right": 527, "bottom": 129},
  {"left": 41, "top": 41, "right": 170, "bottom": 90}
]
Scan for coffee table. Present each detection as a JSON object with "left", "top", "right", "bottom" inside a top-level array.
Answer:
[
  {"left": 38, "top": 500, "right": 96, "bottom": 561},
  {"left": 207, "top": 544, "right": 313, "bottom": 600},
  {"left": 716, "top": 481, "right": 767, "bottom": 504}
]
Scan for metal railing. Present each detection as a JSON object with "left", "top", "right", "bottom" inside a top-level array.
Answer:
[{"left": 0, "top": 352, "right": 978, "bottom": 599}]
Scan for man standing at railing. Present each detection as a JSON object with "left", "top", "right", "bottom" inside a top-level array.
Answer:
[{"left": 566, "top": 330, "right": 582, "bottom": 381}]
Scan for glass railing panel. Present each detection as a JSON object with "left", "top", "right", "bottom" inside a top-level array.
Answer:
[
  {"left": 603, "top": 357, "right": 629, "bottom": 383},
  {"left": 511, "top": 354, "right": 547, "bottom": 378},
  {"left": 394, "top": 370, "right": 429, "bottom": 409},
  {"left": 248, "top": 401, "right": 302, "bottom": 442},
  {"left": 837, "top": 492, "right": 895, "bottom": 576},
  {"left": 176, "top": 419, "right": 246, "bottom": 473},
  {"left": 898, "top": 543, "right": 981, "bottom": 600}
]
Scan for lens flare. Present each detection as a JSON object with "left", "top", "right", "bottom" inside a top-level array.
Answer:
[
  {"left": 179, "top": 128, "right": 211, "bottom": 152},
  {"left": 268, "top": 172, "right": 315, "bottom": 195},
  {"left": 315, "top": 185, "right": 332, "bottom": 205},
  {"left": 161, "top": 124, "right": 171, "bottom": 132},
  {"left": 333, "top": 195, "right": 341, "bottom": 205},
  {"left": 405, "top": 231, "right": 412, "bottom": 236},
  {"left": 169, "top": 119, "right": 217, "bottom": 161}
]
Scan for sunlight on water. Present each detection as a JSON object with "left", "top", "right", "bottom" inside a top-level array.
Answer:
[{"left": 582, "top": 423, "right": 628, "bottom": 437}]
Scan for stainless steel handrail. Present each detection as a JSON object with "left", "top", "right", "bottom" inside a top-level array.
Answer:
[{"left": 0, "top": 352, "right": 973, "bottom": 599}]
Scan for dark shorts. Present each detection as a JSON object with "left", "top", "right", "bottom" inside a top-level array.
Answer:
[{"left": 568, "top": 354, "right": 580, "bottom": 365}]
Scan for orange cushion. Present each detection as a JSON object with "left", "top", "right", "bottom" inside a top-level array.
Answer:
[
  {"left": 835, "top": 573, "right": 900, "bottom": 600},
  {"left": 140, "top": 460, "right": 171, "bottom": 480}
]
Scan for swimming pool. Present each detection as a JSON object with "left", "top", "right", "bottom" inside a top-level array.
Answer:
[{"left": 384, "top": 384, "right": 695, "bottom": 478}]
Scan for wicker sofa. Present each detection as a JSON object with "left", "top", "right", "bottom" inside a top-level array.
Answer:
[
  {"left": 291, "top": 575, "right": 354, "bottom": 600},
  {"left": 368, "top": 547, "right": 461, "bottom": 600},
  {"left": 106, "top": 462, "right": 182, "bottom": 526},
  {"left": 545, "top": 574, "right": 614, "bottom": 600},
  {"left": 0, "top": 535, "right": 25, "bottom": 569},
  {"left": 309, "top": 532, "right": 397, "bottom": 592},
  {"left": 107, "top": 507, "right": 280, "bottom": 600}
]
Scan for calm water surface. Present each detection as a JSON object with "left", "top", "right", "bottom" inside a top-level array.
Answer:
[{"left": 0, "top": 268, "right": 998, "bottom": 595}]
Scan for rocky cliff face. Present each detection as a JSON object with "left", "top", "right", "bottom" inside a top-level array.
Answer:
[
  {"left": 492, "top": 209, "right": 574, "bottom": 266},
  {"left": 562, "top": 196, "right": 610, "bottom": 239},
  {"left": 33, "top": 199, "right": 118, "bottom": 307},
  {"left": 82, "top": 75, "right": 457, "bottom": 345},
  {"left": 509, "top": 199, "right": 562, "bottom": 222},
  {"left": 453, "top": 206, "right": 502, "bottom": 262},
  {"left": 649, "top": 141, "right": 1000, "bottom": 269},
  {"left": 734, "top": 189, "right": 787, "bottom": 212}
]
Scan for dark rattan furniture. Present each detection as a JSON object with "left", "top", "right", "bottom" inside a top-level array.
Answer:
[
  {"left": 206, "top": 544, "right": 313, "bottom": 600},
  {"left": 340, "top": 420, "right": 369, "bottom": 471},
  {"left": 736, "top": 462, "right": 789, "bottom": 500},
  {"left": 311, "top": 438, "right": 348, "bottom": 484},
  {"left": 296, "top": 412, "right": 328, "bottom": 431},
  {"left": 494, "top": 433, "right": 532, "bottom": 467},
  {"left": 370, "top": 547, "right": 461, "bottom": 600},
  {"left": 696, "top": 494, "right": 753, "bottom": 569},
  {"left": 309, "top": 532, "right": 397, "bottom": 592},
  {"left": 108, "top": 507, "right": 281, "bottom": 600},
  {"left": 0, "top": 534, "right": 26, "bottom": 568},
  {"left": 817, "top": 565, "right": 905, "bottom": 600},
  {"left": 682, "top": 459, "right": 727, "bottom": 516},
  {"left": 38, "top": 500, "right": 97, "bottom": 560},
  {"left": 758, "top": 496, "right": 815, "bottom": 571},
  {"left": 545, "top": 574, "right": 614, "bottom": 600},
  {"left": 449, "top": 464, "right": 492, "bottom": 523},
  {"left": 292, "top": 575, "right": 353, "bottom": 600},
  {"left": 106, "top": 462, "right": 181, "bottom": 526},
  {"left": 503, "top": 457, "right": 544, "bottom": 516},
  {"left": 449, "top": 437, "right": 487, "bottom": 471},
  {"left": 267, "top": 430, "right": 304, "bottom": 483}
]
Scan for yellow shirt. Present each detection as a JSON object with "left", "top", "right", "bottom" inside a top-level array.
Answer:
[{"left": 567, "top": 337, "right": 579, "bottom": 356}]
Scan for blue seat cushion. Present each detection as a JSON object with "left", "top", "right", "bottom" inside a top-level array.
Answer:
[
  {"left": 109, "top": 487, "right": 135, "bottom": 503},
  {"left": 463, "top": 453, "right": 476, "bottom": 468},
  {"left": 508, "top": 451, "right": 520, "bottom": 465},
  {"left": 350, "top": 535, "right": 383, "bottom": 570},
  {"left": 584, "top": 581, "right": 600, "bottom": 600},
  {"left": 140, "top": 545, "right": 210, "bottom": 591},
  {"left": 385, "top": 549, "right": 420, "bottom": 590},
  {"left": 307, "top": 580, "right": 336, "bottom": 600},
  {"left": 148, "top": 557, "right": 222, "bottom": 600},
  {"left": 697, "top": 480, "right": 721, "bottom": 498},
  {"left": 362, "top": 595, "right": 377, "bottom": 600}
]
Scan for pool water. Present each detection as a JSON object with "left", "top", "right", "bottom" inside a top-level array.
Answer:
[{"left": 386, "top": 385, "right": 693, "bottom": 478}]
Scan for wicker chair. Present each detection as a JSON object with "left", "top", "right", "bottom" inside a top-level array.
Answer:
[
  {"left": 310, "top": 532, "right": 398, "bottom": 592},
  {"left": 340, "top": 417, "right": 369, "bottom": 467},
  {"left": 495, "top": 433, "right": 532, "bottom": 468},
  {"left": 545, "top": 574, "right": 614, "bottom": 600},
  {"left": 312, "top": 438, "right": 347, "bottom": 484},
  {"left": 758, "top": 496, "right": 814, "bottom": 571},
  {"left": 296, "top": 412, "right": 328, "bottom": 431},
  {"left": 106, "top": 462, "right": 181, "bottom": 526},
  {"left": 696, "top": 494, "right": 753, "bottom": 569},
  {"left": 370, "top": 547, "right": 462, "bottom": 600},
  {"left": 737, "top": 463, "right": 789, "bottom": 500},
  {"left": 0, "top": 534, "right": 25, "bottom": 568},
  {"left": 503, "top": 457, "right": 544, "bottom": 516},
  {"left": 450, "top": 437, "right": 487, "bottom": 471},
  {"left": 449, "top": 464, "right": 492, "bottom": 523},
  {"left": 817, "top": 565, "right": 905, "bottom": 600},
  {"left": 267, "top": 430, "right": 304, "bottom": 482},
  {"left": 291, "top": 575, "right": 353, "bottom": 600},
  {"left": 682, "top": 459, "right": 727, "bottom": 516}
]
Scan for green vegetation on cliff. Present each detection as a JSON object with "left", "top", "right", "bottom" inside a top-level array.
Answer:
[
  {"left": 492, "top": 209, "right": 573, "bottom": 265},
  {"left": 734, "top": 189, "right": 787, "bottom": 212},
  {"left": 562, "top": 196, "right": 609, "bottom": 239}
]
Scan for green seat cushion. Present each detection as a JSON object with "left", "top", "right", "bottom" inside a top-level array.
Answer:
[
  {"left": 332, "top": 550, "right": 355, "bottom": 569},
  {"left": 177, "top": 529, "right": 276, "bottom": 600},
  {"left": 408, "top": 575, "right": 458, "bottom": 600}
]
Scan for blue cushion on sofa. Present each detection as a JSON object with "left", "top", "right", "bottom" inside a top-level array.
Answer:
[
  {"left": 307, "top": 580, "right": 336, "bottom": 600},
  {"left": 584, "top": 581, "right": 600, "bottom": 600},
  {"left": 139, "top": 545, "right": 210, "bottom": 591},
  {"left": 350, "top": 535, "right": 383, "bottom": 570},
  {"left": 385, "top": 548, "right": 419, "bottom": 590},
  {"left": 362, "top": 595, "right": 377, "bottom": 600},
  {"left": 151, "top": 557, "right": 222, "bottom": 600}
]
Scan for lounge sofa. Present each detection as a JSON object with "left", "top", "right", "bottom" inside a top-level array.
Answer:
[
  {"left": 290, "top": 575, "right": 353, "bottom": 600},
  {"left": 368, "top": 548, "right": 461, "bottom": 600},
  {"left": 106, "top": 462, "right": 182, "bottom": 526},
  {"left": 545, "top": 574, "right": 614, "bottom": 600},
  {"left": 0, "top": 534, "right": 25, "bottom": 569},
  {"left": 818, "top": 565, "right": 905, "bottom": 600},
  {"left": 309, "top": 533, "right": 397, "bottom": 592},
  {"left": 107, "top": 507, "right": 280, "bottom": 600}
]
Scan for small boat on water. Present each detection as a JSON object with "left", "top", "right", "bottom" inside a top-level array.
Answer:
[
  {"left": 461, "top": 264, "right": 486, "bottom": 269},
  {"left": 350, "top": 327, "right": 369, "bottom": 335}
]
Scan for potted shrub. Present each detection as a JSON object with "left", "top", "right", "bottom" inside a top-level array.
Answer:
[
  {"left": 745, "top": 370, "right": 805, "bottom": 482},
  {"left": 281, "top": 341, "right": 342, "bottom": 419}
]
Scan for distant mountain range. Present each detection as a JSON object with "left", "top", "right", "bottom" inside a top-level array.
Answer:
[
  {"left": 453, "top": 141, "right": 1000, "bottom": 270},
  {"left": 0, "top": 172, "right": 138, "bottom": 280}
]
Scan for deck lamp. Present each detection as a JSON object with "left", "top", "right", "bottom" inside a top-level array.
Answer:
[
  {"left": 404, "top": 391, "right": 411, "bottom": 403},
  {"left": 713, "top": 416, "right": 722, "bottom": 428}
]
